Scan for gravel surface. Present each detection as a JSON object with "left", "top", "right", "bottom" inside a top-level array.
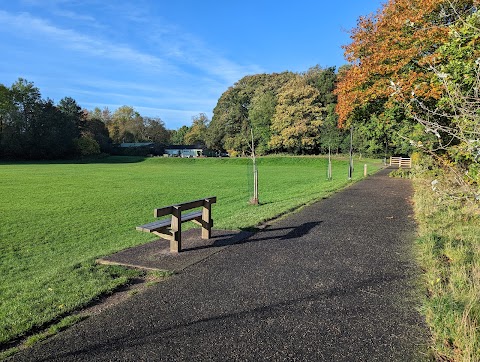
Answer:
[{"left": 8, "top": 168, "right": 428, "bottom": 361}]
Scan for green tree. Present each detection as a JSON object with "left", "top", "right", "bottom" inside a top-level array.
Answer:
[
  {"left": 26, "top": 99, "right": 77, "bottom": 159},
  {"left": 2, "top": 78, "right": 42, "bottom": 157},
  {"left": 73, "top": 135, "right": 101, "bottom": 156},
  {"left": 0, "top": 84, "right": 14, "bottom": 156},
  {"left": 248, "top": 90, "right": 276, "bottom": 155},
  {"left": 319, "top": 104, "right": 347, "bottom": 154},
  {"left": 84, "top": 108, "right": 112, "bottom": 153},
  {"left": 209, "top": 72, "right": 295, "bottom": 154},
  {"left": 304, "top": 65, "right": 337, "bottom": 106},
  {"left": 58, "top": 97, "right": 83, "bottom": 136},
  {"left": 170, "top": 125, "right": 190, "bottom": 145}
]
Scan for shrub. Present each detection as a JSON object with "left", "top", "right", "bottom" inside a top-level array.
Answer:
[{"left": 74, "top": 136, "right": 100, "bottom": 156}]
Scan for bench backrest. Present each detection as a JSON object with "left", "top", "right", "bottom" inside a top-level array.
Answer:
[{"left": 154, "top": 196, "right": 217, "bottom": 217}]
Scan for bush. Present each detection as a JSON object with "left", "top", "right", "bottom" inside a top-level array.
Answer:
[
  {"left": 227, "top": 149, "right": 239, "bottom": 157},
  {"left": 389, "top": 168, "right": 414, "bottom": 179},
  {"left": 74, "top": 136, "right": 100, "bottom": 156}
]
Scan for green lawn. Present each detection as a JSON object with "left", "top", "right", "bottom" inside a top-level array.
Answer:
[{"left": 0, "top": 155, "right": 382, "bottom": 345}]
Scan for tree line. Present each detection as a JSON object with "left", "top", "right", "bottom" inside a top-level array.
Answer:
[
  {"left": 0, "top": 78, "right": 183, "bottom": 159},
  {"left": 0, "top": 66, "right": 352, "bottom": 160},
  {"left": 0, "top": 61, "right": 438, "bottom": 161}
]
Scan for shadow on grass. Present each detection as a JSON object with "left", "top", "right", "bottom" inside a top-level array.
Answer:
[{"left": 0, "top": 155, "right": 147, "bottom": 166}]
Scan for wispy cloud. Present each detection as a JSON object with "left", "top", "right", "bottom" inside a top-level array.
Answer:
[
  {"left": 144, "top": 23, "right": 263, "bottom": 85},
  {"left": 0, "top": 8, "right": 260, "bottom": 85},
  {"left": 0, "top": 10, "right": 175, "bottom": 73},
  {"left": 0, "top": 5, "right": 262, "bottom": 127},
  {"left": 52, "top": 9, "right": 97, "bottom": 23}
]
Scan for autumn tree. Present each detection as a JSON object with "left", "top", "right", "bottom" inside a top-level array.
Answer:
[
  {"left": 269, "top": 76, "right": 324, "bottom": 154},
  {"left": 336, "top": 0, "right": 476, "bottom": 156},
  {"left": 304, "top": 66, "right": 346, "bottom": 154},
  {"left": 184, "top": 113, "right": 209, "bottom": 145},
  {"left": 108, "top": 106, "right": 145, "bottom": 143},
  {"left": 404, "top": 9, "right": 480, "bottom": 197}
]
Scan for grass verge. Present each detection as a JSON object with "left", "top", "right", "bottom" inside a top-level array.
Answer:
[
  {"left": 0, "top": 155, "right": 381, "bottom": 347},
  {"left": 412, "top": 177, "right": 479, "bottom": 361}
]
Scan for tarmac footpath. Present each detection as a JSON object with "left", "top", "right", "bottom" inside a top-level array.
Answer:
[{"left": 8, "top": 168, "right": 429, "bottom": 361}]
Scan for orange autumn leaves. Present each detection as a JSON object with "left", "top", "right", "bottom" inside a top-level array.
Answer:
[{"left": 335, "top": 0, "right": 477, "bottom": 126}]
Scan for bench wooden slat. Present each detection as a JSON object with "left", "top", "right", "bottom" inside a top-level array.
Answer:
[
  {"left": 153, "top": 206, "right": 173, "bottom": 218},
  {"left": 136, "top": 219, "right": 171, "bottom": 232},
  {"left": 136, "top": 211, "right": 202, "bottom": 232},
  {"left": 154, "top": 196, "right": 216, "bottom": 217}
]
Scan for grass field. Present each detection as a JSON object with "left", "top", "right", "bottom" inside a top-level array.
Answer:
[{"left": 0, "top": 155, "right": 382, "bottom": 346}]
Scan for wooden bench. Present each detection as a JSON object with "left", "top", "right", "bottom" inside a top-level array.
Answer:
[{"left": 136, "top": 196, "right": 216, "bottom": 253}]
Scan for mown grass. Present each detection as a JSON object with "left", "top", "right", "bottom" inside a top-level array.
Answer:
[
  {"left": 0, "top": 155, "right": 381, "bottom": 346},
  {"left": 412, "top": 178, "right": 479, "bottom": 361}
]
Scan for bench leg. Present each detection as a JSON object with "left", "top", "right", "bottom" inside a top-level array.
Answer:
[
  {"left": 202, "top": 200, "right": 212, "bottom": 239},
  {"left": 171, "top": 206, "right": 181, "bottom": 253}
]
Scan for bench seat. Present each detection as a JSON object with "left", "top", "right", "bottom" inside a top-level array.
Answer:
[{"left": 136, "top": 211, "right": 202, "bottom": 233}]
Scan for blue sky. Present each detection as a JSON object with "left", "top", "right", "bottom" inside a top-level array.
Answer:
[{"left": 0, "top": 1, "right": 384, "bottom": 129}]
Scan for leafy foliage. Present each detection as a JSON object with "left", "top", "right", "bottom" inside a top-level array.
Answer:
[
  {"left": 0, "top": 79, "right": 176, "bottom": 160},
  {"left": 209, "top": 67, "right": 343, "bottom": 155},
  {"left": 209, "top": 72, "right": 295, "bottom": 155},
  {"left": 0, "top": 79, "right": 77, "bottom": 159},
  {"left": 184, "top": 113, "right": 209, "bottom": 145},
  {"left": 337, "top": 0, "right": 480, "bottom": 193},
  {"left": 335, "top": 1, "right": 477, "bottom": 155},
  {"left": 269, "top": 76, "right": 323, "bottom": 153},
  {"left": 170, "top": 125, "right": 190, "bottom": 145}
]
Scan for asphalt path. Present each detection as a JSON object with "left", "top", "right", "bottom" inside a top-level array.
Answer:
[{"left": 9, "top": 168, "right": 428, "bottom": 361}]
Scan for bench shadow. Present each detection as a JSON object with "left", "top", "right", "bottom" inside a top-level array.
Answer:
[
  {"left": 182, "top": 221, "right": 322, "bottom": 252},
  {"left": 181, "top": 231, "right": 253, "bottom": 252}
]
